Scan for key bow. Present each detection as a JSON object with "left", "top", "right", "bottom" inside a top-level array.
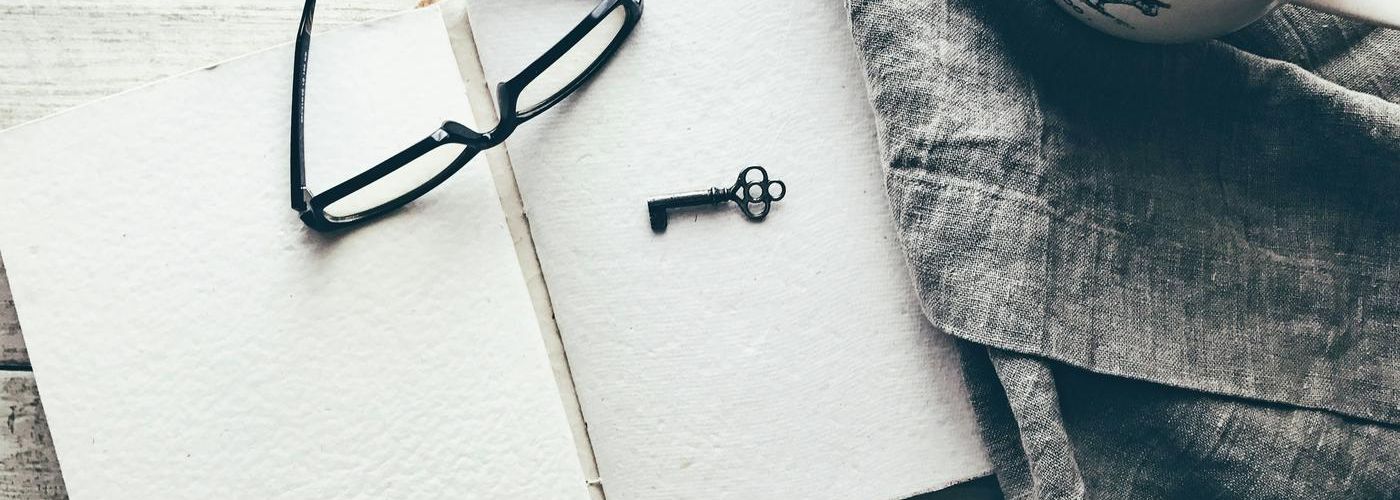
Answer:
[{"left": 729, "top": 166, "right": 786, "bottom": 220}]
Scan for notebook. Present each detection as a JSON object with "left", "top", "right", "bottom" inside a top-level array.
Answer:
[{"left": 0, "top": 2, "right": 990, "bottom": 499}]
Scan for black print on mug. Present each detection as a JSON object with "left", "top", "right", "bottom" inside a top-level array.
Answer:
[{"left": 1060, "top": 0, "right": 1172, "bottom": 28}]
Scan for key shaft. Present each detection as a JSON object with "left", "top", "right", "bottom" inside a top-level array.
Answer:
[{"left": 647, "top": 187, "right": 730, "bottom": 231}]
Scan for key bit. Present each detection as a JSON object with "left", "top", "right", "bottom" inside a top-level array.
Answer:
[{"left": 647, "top": 166, "right": 786, "bottom": 232}]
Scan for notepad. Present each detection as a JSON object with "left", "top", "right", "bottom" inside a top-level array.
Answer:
[{"left": 0, "top": 2, "right": 990, "bottom": 499}]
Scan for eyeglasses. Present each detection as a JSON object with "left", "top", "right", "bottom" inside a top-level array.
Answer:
[{"left": 291, "top": 0, "right": 642, "bottom": 231}]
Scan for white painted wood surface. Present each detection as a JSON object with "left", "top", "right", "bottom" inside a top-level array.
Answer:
[
  {"left": 0, "top": 4, "right": 996, "bottom": 499},
  {"left": 0, "top": 2, "right": 417, "bottom": 497}
]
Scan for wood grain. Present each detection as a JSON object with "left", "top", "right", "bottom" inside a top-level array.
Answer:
[
  {"left": 0, "top": 262, "right": 24, "bottom": 368},
  {"left": 0, "top": 2, "right": 416, "bottom": 497},
  {"left": 0, "top": 373, "right": 64, "bottom": 499},
  {"left": 0, "top": 3, "right": 1003, "bottom": 499},
  {"left": 0, "top": 0, "right": 417, "bottom": 129}
]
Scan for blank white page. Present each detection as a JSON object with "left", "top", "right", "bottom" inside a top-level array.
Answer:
[
  {"left": 465, "top": 1, "right": 992, "bottom": 499},
  {"left": 0, "top": 8, "right": 588, "bottom": 499}
]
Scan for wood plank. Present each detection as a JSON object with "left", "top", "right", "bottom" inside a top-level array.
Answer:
[
  {"left": 0, "top": 261, "right": 24, "bottom": 367},
  {"left": 0, "top": 4, "right": 996, "bottom": 500},
  {"left": 0, "top": 0, "right": 418, "bottom": 129},
  {"left": 0, "top": 372, "right": 64, "bottom": 499}
]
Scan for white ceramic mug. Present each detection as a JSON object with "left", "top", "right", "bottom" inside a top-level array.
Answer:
[{"left": 1054, "top": 0, "right": 1400, "bottom": 43}]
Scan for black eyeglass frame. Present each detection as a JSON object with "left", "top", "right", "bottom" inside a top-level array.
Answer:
[{"left": 291, "top": 0, "right": 642, "bottom": 231}]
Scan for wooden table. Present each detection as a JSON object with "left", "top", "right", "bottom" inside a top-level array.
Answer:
[{"left": 0, "top": 3, "right": 1005, "bottom": 498}]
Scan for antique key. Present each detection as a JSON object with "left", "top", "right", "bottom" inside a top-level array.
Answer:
[{"left": 647, "top": 166, "right": 786, "bottom": 232}]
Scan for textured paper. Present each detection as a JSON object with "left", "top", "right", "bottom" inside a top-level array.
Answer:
[
  {"left": 0, "top": 9, "right": 587, "bottom": 499},
  {"left": 465, "top": 1, "right": 993, "bottom": 499}
]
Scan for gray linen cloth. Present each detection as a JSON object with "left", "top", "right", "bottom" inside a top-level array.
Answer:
[{"left": 845, "top": 0, "right": 1399, "bottom": 498}]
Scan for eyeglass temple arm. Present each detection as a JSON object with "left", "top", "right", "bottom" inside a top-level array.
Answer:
[
  {"left": 291, "top": 0, "right": 318, "bottom": 212},
  {"left": 492, "top": 0, "right": 640, "bottom": 131}
]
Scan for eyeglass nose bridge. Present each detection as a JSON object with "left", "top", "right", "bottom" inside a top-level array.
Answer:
[
  {"left": 444, "top": 96, "right": 520, "bottom": 150},
  {"left": 438, "top": 121, "right": 489, "bottom": 144},
  {"left": 479, "top": 92, "right": 522, "bottom": 149}
]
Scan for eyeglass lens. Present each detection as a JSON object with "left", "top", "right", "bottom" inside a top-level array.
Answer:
[{"left": 514, "top": 6, "right": 630, "bottom": 115}]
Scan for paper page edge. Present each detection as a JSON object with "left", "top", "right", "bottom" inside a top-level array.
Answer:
[{"left": 437, "top": 3, "right": 607, "bottom": 499}]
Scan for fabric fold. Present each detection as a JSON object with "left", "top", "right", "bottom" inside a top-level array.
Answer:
[
  {"left": 847, "top": 0, "right": 1400, "bottom": 425},
  {"left": 847, "top": 0, "right": 1399, "bottom": 497},
  {"left": 958, "top": 341, "right": 1400, "bottom": 499}
]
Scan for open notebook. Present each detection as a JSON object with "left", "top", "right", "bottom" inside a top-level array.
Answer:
[{"left": 0, "top": 2, "right": 989, "bottom": 499}]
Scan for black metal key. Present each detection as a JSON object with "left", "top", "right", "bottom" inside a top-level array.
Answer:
[{"left": 647, "top": 166, "right": 786, "bottom": 232}]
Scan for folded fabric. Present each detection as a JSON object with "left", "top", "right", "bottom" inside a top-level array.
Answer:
[
  {"left": 959, "top": 341, "right": 1398, "bottom": 498},
  {"left": 846, "top": 0, "right": 1399, "bottom": 497}
]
